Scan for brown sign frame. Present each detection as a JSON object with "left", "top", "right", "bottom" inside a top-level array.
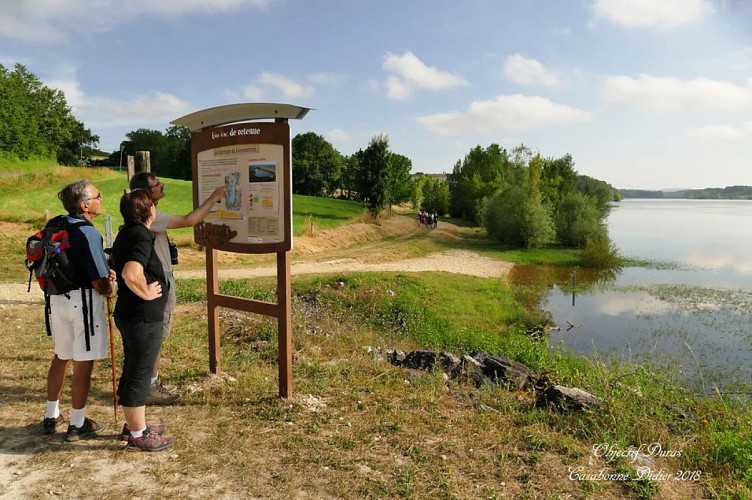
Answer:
[
  {"left": 174, "top": 103, "right": 311, "bottom": 399},
  {"left": 191, "top": 121, "right": 292, "bottom": 254}
]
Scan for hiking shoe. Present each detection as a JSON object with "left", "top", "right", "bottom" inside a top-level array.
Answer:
[
  {"left": 126, "top": 429, "right": 174, "bottom": 452},
  {"left": 65, "top": 417, "right": 106, "bottom": 442},
  {"left": 145, "top": 379, "right": 181, "bottom": 405},
  {"left": 120, "top": 422, "right": 167, "bottom": 441},
  {"left": 42, "top": 414, "right": 64, "bottom": 434}
]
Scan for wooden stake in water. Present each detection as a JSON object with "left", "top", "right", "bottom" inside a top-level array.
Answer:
[{"left": 572, "top": 270, "right": 577, "bottom": 307}]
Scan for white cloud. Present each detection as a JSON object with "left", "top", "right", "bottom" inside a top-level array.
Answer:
[
  {"left": 0, "top": 1, "right": 69, "bottom": 43},
  {"left": 382, "top": 51, "right": 468, "bottom": 100},
  {"left": 591, "top": 0, "right": 714, "bottom": 30},
  {"left": 259, "top": 72, "right": 314, "bottom": 99},
  {"left": 127, "top": 0, "right": 273, "bottom": 15},
  {"left": 307, "top": 72, "right": 346, "bottom": 86},
  {"left": 601, "top": 74, "right": 752, "bottom": 111},
  {"left": 327, "top": 128, "right": 352, "bottom": 143},
  {"left": 504, "top": 53, "right": 559, "bottom": 87},
  {"left": 416, "top": 94, "right": 591, "bottom": 136},
  {"left": 0, "top": 0, "right": 275, "bottom": 43},
  {"left": 83, "top": 92, "right": 194, "bottom": 128},
  {"left": 242, "top": 85, "right": 266, "bottom": 101},
  {"left": 687, "top": 122, "right": 752, "bottom": 141}
]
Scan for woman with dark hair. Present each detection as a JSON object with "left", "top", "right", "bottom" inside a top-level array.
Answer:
[{"left": 111, "top": 189, "right": 173, "bottom": 451}]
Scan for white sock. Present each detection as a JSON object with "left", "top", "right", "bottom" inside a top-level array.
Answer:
[
  {"left": 150, "top": 376, "right": 159, "bottom": 385},
  {"left": 130, "top": 427, "right": 146, "bottom": 439},
  {"left": 70, "top": 408, "right": 85, "bottom": 428},
  {"left": 45, "top": 401, "right": 60, "bottom": 419}
]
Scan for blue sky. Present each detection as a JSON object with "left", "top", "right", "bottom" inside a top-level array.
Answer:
[{"left": 2, "top": 0, "right": 751, "bottom": 190}]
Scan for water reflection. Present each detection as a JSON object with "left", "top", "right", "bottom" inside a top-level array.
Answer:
[
  {"left": 511, "top": 264, "right": 752, "bottom": 392},
  {"left": 510, "top": 199, "right": 752, "bottom": 392}
]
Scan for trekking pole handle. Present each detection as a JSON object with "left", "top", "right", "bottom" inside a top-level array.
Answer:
[{"left": 104, "top": 215, "right": 113, "bottom": 250}]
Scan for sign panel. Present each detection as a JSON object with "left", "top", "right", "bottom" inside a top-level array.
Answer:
[{"left": 191, "top": 122, "right": 292, "bottom": 253}]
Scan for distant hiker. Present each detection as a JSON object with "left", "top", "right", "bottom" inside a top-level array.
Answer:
[
  {"left": 42, "top": 179, "right": 115, "bottom": 441},
  {"left": 432, "top": 212, "right": 439, "bottom": 228},
  {"left": 111, "top": 189, "right": 173, "bottom": 452},
  {"left": 128, "top": 173, "right": 225, "bottom": 404}
]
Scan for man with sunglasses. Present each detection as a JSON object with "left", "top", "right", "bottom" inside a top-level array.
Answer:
[
  {"left": 43, "top": 179, "right": 115, "bottom": 440},
  {"left": 128, "top": 172, "right": 225, "bottom": 404}
]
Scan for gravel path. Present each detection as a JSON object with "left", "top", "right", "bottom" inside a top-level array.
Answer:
[{"left": 2, "top": 249, "right": 511, "bottom": 305}]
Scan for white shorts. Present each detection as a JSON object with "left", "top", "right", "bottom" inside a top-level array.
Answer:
[
  {"left": 162, "top": 273, "right": 177, "bottom": 339},
  {"left": 50, "top": 289, "right": 109, "bottom": 361}
]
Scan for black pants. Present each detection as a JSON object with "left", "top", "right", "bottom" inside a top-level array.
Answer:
[{"left": 115, "top": 318, "right": 163, "bottom": 407}]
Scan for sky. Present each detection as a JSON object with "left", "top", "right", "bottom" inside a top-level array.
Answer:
[{"left": 2, "top": 0, "right": 751, "bottom": 190}]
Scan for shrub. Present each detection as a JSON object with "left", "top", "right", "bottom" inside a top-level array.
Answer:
[
  {"left": 486, "top": 186, "right": 554, "bottom": 248},
  {"left": 555, "top": 191, "right": 606, "bottom": 247},
  {"left": 581, "top": 235, "right": 622, "bottom": 268}
]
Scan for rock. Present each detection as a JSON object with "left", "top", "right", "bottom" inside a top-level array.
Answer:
[
  {"left": 451, "top": 355, "right": 486, "bottom": 388},
  {"left": 401, "top": 350, "right": 438, "bottom": 370},
  {"left": 481, "top": 355, "right": 536, "bottom": 390},
  {"left": 387, "top": 349, "right": 406, "bottom": 366},
  {"left": 537, "top": 385, "right": 600, "bottom": 411},
  {"left": 439, "top": 352, "right": 461, "bottom": 373}
]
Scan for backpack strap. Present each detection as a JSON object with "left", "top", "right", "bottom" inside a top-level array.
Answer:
[
  {"left": 88, "top": 287, "right": 95, "bottom": 338},
  {"left": 81, "top": 288, "right": 91, "bottom": 351},
  {"left": 44, "top": 293, "right": 52, "bottom": 336}
]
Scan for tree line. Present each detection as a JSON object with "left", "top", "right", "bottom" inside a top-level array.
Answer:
[
  {"left": 620, "top": 186, "right": 752, "bottom": 199},
  {"left": 292, "top": 135, "right": 622, "bottom": 251},
  {"left": 0, "top": 64, "right": 98, "bottom": 165},
  {"left": 2, "top": 63, "right": 622, "bottom": 255}
]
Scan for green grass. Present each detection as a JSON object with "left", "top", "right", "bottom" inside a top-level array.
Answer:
[
  {"left": 0, "top": 163, "right": 367, "bottom": 236},
  {"left": 170, "top": 271, "right": 752, "bottom": 496}
]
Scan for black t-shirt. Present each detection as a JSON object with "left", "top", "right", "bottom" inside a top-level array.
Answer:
[{"left": 112, "top": 223, "right": 167, "bottom": 323}]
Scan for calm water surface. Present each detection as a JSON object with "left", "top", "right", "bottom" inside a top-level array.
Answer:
[{"left": 512, "top": 199, "right": 752, "bottom": 391}]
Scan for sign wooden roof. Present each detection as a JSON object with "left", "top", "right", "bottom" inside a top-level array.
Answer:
[{"left": 171, "top": 103, "right": 312, "bottom": 131}]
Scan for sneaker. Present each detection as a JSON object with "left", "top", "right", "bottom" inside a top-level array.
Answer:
[
  {"left": 65, "top": 417, "right": 106, "bottom": 442},
  {"left": 42, "top": 414, "right": 64, "bottom": 434},
  {"left": 126, "top": 429, "right": 174, "bottom": 452},
  {"left": 145, "top": 378, "right": 181, "bottom": 405},
  {"left": 120, "top": 422, "right": 167, "bottom": 441}
]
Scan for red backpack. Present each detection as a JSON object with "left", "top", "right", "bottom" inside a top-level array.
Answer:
[{"left": 25, "top": 216, "right": 92, "bottom": 336}]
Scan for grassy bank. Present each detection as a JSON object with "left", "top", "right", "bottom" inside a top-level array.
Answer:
[{"left": 172, "top": 273, "right": 751, "bottom": 497}]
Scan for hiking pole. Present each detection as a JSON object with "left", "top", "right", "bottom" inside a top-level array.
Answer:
[{"left": 104, "top": 215, "right": 118, "bottom": 420}]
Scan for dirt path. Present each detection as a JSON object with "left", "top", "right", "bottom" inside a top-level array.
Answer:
[
  {"left": 3, "top": 212, "right": 511, "bottom": 305},
  {"left": 2, "top": 249, "right": 511, "bottom": 305}
]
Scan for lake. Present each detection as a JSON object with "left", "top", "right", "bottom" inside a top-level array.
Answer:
[{"left": 511, "top": 199, "right": 752, "bottom": 393}]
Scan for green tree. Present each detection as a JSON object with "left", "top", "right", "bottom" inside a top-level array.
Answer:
[
  {"left": 540, "top": 153, "right": 577, "bottom": 215},
  {"left": 0, "top": 63, "right": 97, "bottom": 164},
  {"left": 389, "top": 153, "right": 413, "bottom": 207},
  {"left": 162, "top": 125, "right": 192, "bottom": 180},
  {"left": 123, "top": 128, "right": 169, "bottom": 176},
  {"left": 421, "top": 177, "right": 450, "bottom": 215},
  {"left": 341, "top": 154, "right": 360, "bottom": 199},
  {"left": 576, "top": 175, "right": 619, "bottom": 216},
  {"left": 447, "top": 144, "right": 511, "bottom": 222},
  {"left": 485, "top": 176, "right": 555, "bottom": 249},
  {"left": 292, "top": 132, "right": 343, "bottom": 196},
  {"left": 355, "top": 134, "right": 392, "bottom": 217},
  {"left": 555, "top": 191, "right": 606, "bottom": 247}
]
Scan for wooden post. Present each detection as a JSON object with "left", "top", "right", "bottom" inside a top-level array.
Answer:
[
  {"left": 127, "top": 156, "right": 135, "bottom": 182},
  {"left": 135, "top": 151, "right": 151, "bottom": 174},
  {"left": 277, "top": 250, "right": 292, "bottom": 397},
  {"left": 207, "top": 246, "right": 221, "bottom": 374}
]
